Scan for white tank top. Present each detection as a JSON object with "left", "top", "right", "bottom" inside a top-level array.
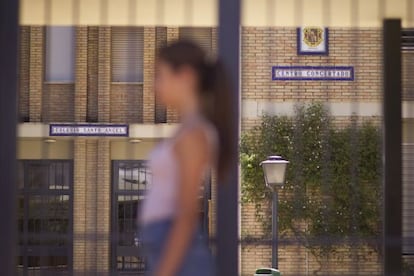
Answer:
[{"left": 140, "top": 116, "right": 218, "bottom": 225}]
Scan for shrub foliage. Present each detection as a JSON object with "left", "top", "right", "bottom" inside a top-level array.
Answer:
[{"left": 241, "top": 103, "right": 382, "bottom": 255}]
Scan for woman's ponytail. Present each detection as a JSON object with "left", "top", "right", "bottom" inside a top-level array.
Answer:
[{"left": 201, "top": 60, "right": 236, "bottom": 182}]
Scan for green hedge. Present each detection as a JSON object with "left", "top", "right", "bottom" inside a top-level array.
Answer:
[{"left": 241, "top": 103, "right": 382, "bottom": 256}]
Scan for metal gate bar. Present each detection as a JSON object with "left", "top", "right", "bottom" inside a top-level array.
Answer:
[
  {"left": 0, "top": 0, "right": 19, "bottom": 275},
  {"left": 383, "top": 18, "right": 403, "bottom": 276},
  {"left": 216, "top": 0, "right": 240, "bottom": 275}
]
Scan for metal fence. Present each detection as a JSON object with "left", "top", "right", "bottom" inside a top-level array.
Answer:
[{"left": 1, "top": 0, "right": 414, "bottom": 275}]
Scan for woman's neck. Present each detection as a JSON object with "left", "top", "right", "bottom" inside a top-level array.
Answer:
[{"left": 178, "top": 96, "right": 202, "bottom": 122}]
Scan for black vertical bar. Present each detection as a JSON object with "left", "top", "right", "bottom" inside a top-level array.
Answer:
[
  {"left": 68, "top": 161, "right": 74, "bottom": 274},
  {"left": 272, "top": 191, "right": 278, "bottom": 268},
  {"left": 383, "top": 19, "right": 402, "bottom": 276},
  {"left": 217, "top": 0, "right": 240, "bottom": 275},
  {"left": 23, "top": 162, "right": 28, "bottom": 276},
  {"left": 111, "top": 161, "right": 117, "bottom": 276},
  {"left": 0, "top": 0, "right": 19, "bottom": 275}
]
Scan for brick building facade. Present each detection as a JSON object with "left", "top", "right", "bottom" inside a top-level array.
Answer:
[
  {"left": 16, "top": 25, "right": 413, "bottom": 275},
  {"left": 241, "top": 27, "right": 384, "bottom": 275}
]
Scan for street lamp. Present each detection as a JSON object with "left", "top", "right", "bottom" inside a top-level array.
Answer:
[{"left": 260, "top": 155, "right": 289, "bottom": 269}]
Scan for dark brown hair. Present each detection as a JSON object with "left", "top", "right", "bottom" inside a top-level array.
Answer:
[{"left": 158, "top": 40, "right": 235, "bottom": 182}]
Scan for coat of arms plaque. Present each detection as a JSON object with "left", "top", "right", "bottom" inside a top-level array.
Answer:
[{"left": 297, "top": 27, "right": 329, "bottom": 55}]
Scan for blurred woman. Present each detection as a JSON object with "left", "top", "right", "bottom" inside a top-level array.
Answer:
[{"left": 140, "top": 41, "right": 234, "bottom": 276}]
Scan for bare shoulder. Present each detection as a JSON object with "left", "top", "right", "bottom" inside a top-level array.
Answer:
[
  {"left": 172, "top": 117, "right": 218, "bottom": 164},
  {"left": 174, "top": 124, "right": 210, "bottom": 154}
]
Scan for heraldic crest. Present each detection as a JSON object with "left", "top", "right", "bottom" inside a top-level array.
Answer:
[{"left": 303, "top": 27, "right": 324, "bottom": 47}]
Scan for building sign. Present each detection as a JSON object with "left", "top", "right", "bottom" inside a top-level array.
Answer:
[
  {"left": 297, "top": 27, "right": 329, "bottom": 55},
  {"left": 49, "top": 124, "right": 129, "bottom": 137},
  {"left": 272, "top": 66, "right": 354, "bottom": 81}
]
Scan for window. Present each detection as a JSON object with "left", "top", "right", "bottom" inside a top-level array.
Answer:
[
  {"left": 45, "top": 27, "right": 75, "bottom": 82},
  {"left": 17, "top": 160, "right": 73, "bottom": 275},
  {"left": 179, "top": 27, "right": 212, "bottom": 54},
  {"left": 112, "top": 161, "right": 151, "bottom": 275},
  {"left": 111, "top": 27, "right": 144, "bottom": 82},
  {"left": 111, "top": 160, "right": 212, "bottom": 275}
]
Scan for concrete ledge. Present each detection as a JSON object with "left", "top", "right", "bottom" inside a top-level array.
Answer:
[
  {"left": 16, "top": 101, "right": 414, "bottom": 138},
  {"left": 242, "top": 100, "right": 414, "bottom": 119}
]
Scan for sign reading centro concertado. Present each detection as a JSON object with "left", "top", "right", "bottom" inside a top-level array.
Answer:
[
  {"left": 272, "top": 66, "right": 354, "bottom": 81},
  {"left": 49, "top": 124, "right": 129, "bottom": 137}
]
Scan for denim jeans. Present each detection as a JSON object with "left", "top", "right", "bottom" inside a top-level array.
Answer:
[{"left": 141, "top": 219, "right": 215, "bottom": 276}]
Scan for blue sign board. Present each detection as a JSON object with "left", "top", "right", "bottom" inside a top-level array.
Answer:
[
  {"left": 49, "top": 124, "right": 129, "bottom": 137},
  {"left": 272, "top": 66, "right": 354, "bottom": 81}
]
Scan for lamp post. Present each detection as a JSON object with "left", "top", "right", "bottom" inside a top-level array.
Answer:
[{"left": 260, "top": 155, "right": 289, "bottom": 269}]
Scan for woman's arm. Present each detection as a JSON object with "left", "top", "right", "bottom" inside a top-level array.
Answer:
[{"left": 154, "top": 128, "right": 210, "bottom": 276}]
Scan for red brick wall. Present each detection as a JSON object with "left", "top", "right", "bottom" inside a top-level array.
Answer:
[
  {"left": 75, "top": 27, "right": 88, "bottom": 122},
  {"left": 42, "top": 83, "right": 75, "bottom": 122},
  {"left": 242, "top": 27, "right": 382, "bottom": 101},
  {"left": 29, "top": 26, "right": 44, "bottom": 122},
  {"left": 143, "top": 27, "right": 156, "bottom": 123},
  {"left": 98, "top": 27, "right": 111, "bottom": 122},
  {"left": 19, "top": 26, "right": 30, "bottom": 122},
  {"left": 87, "top": 27, "right": 99, "bottom": 122},
  {"left": 110, "top": 83, "right": 143, "bottom": 123}
]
